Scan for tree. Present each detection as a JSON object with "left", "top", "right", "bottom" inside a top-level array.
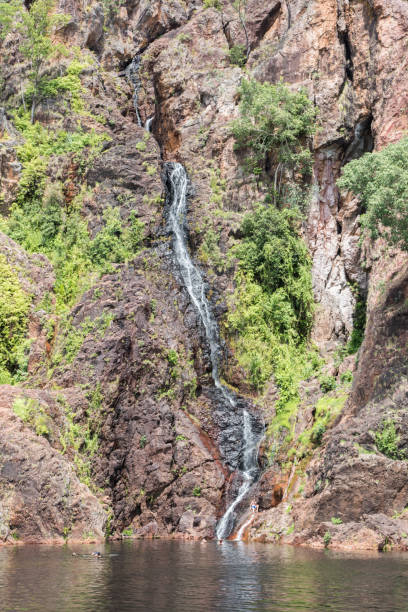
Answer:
[
  {"left": 0, "top": 0, "right": 67, "bottom": 122},
  {"left": 337, "top": 137, "right": 408, "bottom": 251},
  {"left": 231, "top": 79, "right": 317, "bottom": 197},
  {"left": 0, "top": 0, "right": 21, "bottom": 38}
]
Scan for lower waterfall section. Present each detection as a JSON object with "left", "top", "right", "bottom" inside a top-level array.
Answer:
[{"left": 164, "top": 162, "right": 263, "bottom": 539}]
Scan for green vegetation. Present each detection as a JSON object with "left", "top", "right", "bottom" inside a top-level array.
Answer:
[
  {"left": 323, "top": 531, "right": 332, "bottom": 548},
  {"left": 225, "top": 80, "right": 319, "bottom": 447},
  {"left": 192, "top": 486, "right": 202, "bottom": 497},
  {"left": 12, "top": 396, "right": 50, "bottom": 437},
  {"left": 340, "top": 370, "right": 353, "bottom": 385},
  {"left": 52, "top": 311, "right": 113, "bottom": 367},
  {"left": 229, "top": 44, "right": 247, "bottom": 67},
  {"left": 347, "top": 293, "right": 367, "bottom": 354},
  {"left": 203, "top": 0, "right": 249, "bottom": 61},
  {"left": 338, "top": 137, "right": 408, "bottom": 251},
  {"left": 295, "top": 392, "right": 348, "bottom": 458},
  {"left": 1, "top": 115, "right": 144, "bottom": 311},
  {"left": 57, "top": 394, "right": 101, "bottom": 490},
  {"left": 0, "top": 0, "right": 68, "bottom": 122},
  {"left": 198, "top": 228, "right": 225, "bottom": 273},
  {"left": 166, "top": 349, "right": 179, "bottom": 367},
  {"left": 375, "top": 419, "right": 406, "bottom": 460},
  {"left": 0, "top": 256, "right": 31, "bottom": 384},
  {"left": 0, "top": 1, "right": 145, "bottom": 318},
  {"left": 102, "top": 0, "right": 125, "bottom": 22},
  {"left": 231, "top": 79, "right": 317, "bottom": 186},
  {"left": 319, "top": 375, "right": 336, "bottom": 394},
  {"left": 139, "top": 434, "right": 147, "bottom": 449},
  {"left": 331, "top": 517, "right": 343, "bottom": 525},
  {"left": 122, "top": 527, "right": 133, "bottom": 537},
  {"left": 203, "top": 0, "right": 222, "bottom": 8},
  {"left": 227, "top": 205, "right": 314, "bottom": 394},
  {"left": 175, "top": 434, "right": 187, "bottom": 442},
  {"left": 234, "top": 206, "right": 314, "bottom": 339}
]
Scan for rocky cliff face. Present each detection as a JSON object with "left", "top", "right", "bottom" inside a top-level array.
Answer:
[{"left": 1, "top": 0, "right": 408, "bottom": 550}]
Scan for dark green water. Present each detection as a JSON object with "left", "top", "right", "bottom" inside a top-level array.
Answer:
[{"left": 1, "top": 540, "right": 408, "bottom": 611}]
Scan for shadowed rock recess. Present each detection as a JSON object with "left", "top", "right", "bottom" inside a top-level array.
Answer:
[{"left": 0, "top": 0, "right": 408, "bottom": 551}]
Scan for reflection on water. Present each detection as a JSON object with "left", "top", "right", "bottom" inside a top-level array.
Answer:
[{"left": 1, "top": 540, "right": 408, "bottom": 611}]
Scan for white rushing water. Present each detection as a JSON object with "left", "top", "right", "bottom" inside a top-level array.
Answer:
[
  {"left": 145, "top": 116, "right": 154, "bottom": 132},
  {"left": 165, "top": 163, "right": 261, "bottom": 540}
]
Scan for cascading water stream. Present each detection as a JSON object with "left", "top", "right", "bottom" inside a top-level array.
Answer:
[
  {"left": 164, "top": 163, "right": 262, "bottom": 540},
  {"left": 125, "top": 56, "right": 143, "bottom": 127},
  {"left": 124, "top": 53, "right": 262, "bottom": 540},
  {"left": 145, "top": 116, "right": 154, "bottom": 133}
]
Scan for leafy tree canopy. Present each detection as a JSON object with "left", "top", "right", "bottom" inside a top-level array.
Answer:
[
  {"left": 338, "top": 136, "right": 408, "bottom": 251},
  {"left": 230, "top": 79, "right": 317, "bottom": 178}
]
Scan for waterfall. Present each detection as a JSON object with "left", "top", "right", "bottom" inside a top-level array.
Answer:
[
  {"left": 125, "top": 56, "right": 142, "bottom": 127},
  {"left": 145, "top": 116, "right": 154, "bottom": 132},
  {"left": 124, "top": 50, "right": 262, "bottom": 540},
  {"left": 164, "top": 163, "right": 262, "bottom": 540}
]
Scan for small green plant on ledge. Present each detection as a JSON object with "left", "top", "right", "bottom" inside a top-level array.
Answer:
[
  {"left": 122, "top": 527, "right": 133, "bottom": 537},
  {"left": 229, "top": 44, "right": 247, "bottom": 67},
  {"left": 323, "top": 531, "right": 332, "bottom": 548},
  {"left": 319, "top": 375, "right": 337, "bottom": 394},
  {"left": 331, "top": 517, "right": 343, "bottom": 525},
  {"left": 375, "top": 419, "right": 406, "bottom": 460}
]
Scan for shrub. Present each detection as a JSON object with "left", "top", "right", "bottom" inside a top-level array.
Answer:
[
  {"left": 139, "top": 434, "right": 147, "bottom": 449},
  {"left": 0, "top": 0, "right": 69, "bottom": 122},
  {"left": 347, "top": 295, "right": 367, "bottom": 354},
  {"left": 375, "top": 419, "right": 405, "bottom": 460},
  {"left": 340, "top": 370, "right": 353, "bottom": 385},
  {"left": 229, "top": 44, "right": 247, "bottom": 67},
  {"left": 323, "top": 531, "right": 332, "bottom": 548},
  {"left": 122, "top": 528, "right": 133, "bottom": 537},
  {"left": 12, "top": 396, "right": 50, "bottom": 437},
  {"left": 0, "top": 255, "right": 30, "bottom": 381},
  {"left": 227, "top": 205, "right": 315, "bottom": 400},
  {"left": 192, "top": 486, "right": 202, "bottom": 497},
  {"left": 234, "top": 205, "right": 314, "bottom": 339},
  {"left": 319, "top": 375, "right": 336, "bottom": 393},
  {"left": 311, "top": 423, "right": 326, "bottom": 445},
  {"left": 166, "top": 349, "right": 179, "bottom": 366},
  {"left": 175, "top": 434, "right": 187, "bottom": 442},
  {"left": 338, "top": 137, "right": 408, "bottom": 251},
  {"left": 331, "top": 517, "right": 343, "bottom": 525},
  {"left": 203, "top": 0, "right": 221, "bottom": 9}
]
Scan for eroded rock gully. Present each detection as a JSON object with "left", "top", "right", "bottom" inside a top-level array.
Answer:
[{"left": 0, "top": 0, "right": 408, "bottom": 550}]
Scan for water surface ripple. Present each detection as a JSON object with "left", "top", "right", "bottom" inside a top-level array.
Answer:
[{"left": 1, "top": 541, "right": 408, "bottom": 611}]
